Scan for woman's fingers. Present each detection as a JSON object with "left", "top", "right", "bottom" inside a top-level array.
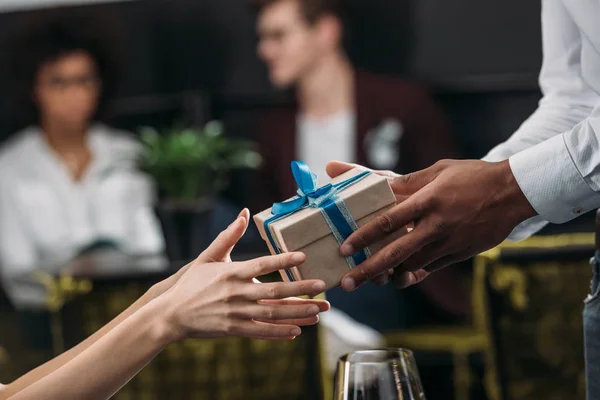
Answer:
[
  {"left": 233, "top": 302, "right": 321, "bottom": 321},
  {"left": 198, "top": 209, "right": 250, "bottom": 263},
  {"left": 255, "top": 316, "right": 320, "bottom": 326},
  {"left": 235, "top": 252, "right": 307, "bottom": 279},
  {"left": 255, "top": 317, "right": 319, "bottom": 326},
  {"left": 244, "top": 280, "right": 326, "bottom": 301},
  {"left": 259, "top": 298, "right": 331, "bottom": 312},
  {"left": 228, "top": 320, "right": 302, "bottom": 339}
]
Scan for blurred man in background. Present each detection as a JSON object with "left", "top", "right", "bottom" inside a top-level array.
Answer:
[
  {"left": 252, "top": 0, "right": 458, "bottom": 194},
  {"left": 0, "top": 12, "right": 165, "bottom": 312},
  {"left": 250, "top": 0, "right": 468, "bottom": 370}
]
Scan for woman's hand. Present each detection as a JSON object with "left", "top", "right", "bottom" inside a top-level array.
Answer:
[
  {"left": 155, "top": 249, "right": 327, "bottom": 342},
  {"left": 147, "top": 209, "right": 253, "bottom": 300}
]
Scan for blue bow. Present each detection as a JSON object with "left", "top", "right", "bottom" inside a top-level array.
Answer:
[{"left": 264, "top": 161, "right": 372, "bottom": 281}]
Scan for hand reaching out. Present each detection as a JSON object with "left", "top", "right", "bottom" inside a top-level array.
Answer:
[
  {"left": 326, "top": 159, "right": 537, "bottom": 291},
  {"left": 152, "top": 211, "right": 330, "bottom": 342}
]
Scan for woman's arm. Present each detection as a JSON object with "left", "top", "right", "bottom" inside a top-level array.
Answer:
[
  {"left": 0, "top": 210, "right": 329, "bottom": 400},
  {"left": 0, "top": 290, "right": 155, "bottom": 399},
  {"left": 7, "top": 297, "right": 173, "bottom": 400},
  {"left": 0, "top": 205, "right": 242, "bottom": 399},
  {"left": 5, "top": 251, "right": 327, "bottom": 400}
]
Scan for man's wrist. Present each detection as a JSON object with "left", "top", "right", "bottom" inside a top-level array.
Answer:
[{"left": 495, "top": 160, "right": 538, "bottom": 224}]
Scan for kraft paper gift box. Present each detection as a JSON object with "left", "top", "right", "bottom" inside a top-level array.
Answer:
[{"left": 254, "top": 162, "right": 398, "bottom": 290}]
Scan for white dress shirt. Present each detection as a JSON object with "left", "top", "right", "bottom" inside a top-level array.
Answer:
[
  {"left": 297, "top": 110, "right": 356, "bottom": 185},
  {"left": 483, "top": 0, "right": 600, "bottom": 240},
  {"left": 0, "top": 124, "right": 165, "bottom": 307}
]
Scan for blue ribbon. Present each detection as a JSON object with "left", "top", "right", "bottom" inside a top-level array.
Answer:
[{"left": 264, "top": 161, "right": 372, "bottom": 281}]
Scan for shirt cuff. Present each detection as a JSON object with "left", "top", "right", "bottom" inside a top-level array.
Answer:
[
  {"left": 509, "top": 134, "right": 600, "bottom": 224},
  {"left": 505, "top": 216, "right": 549, "bottom": 242}
]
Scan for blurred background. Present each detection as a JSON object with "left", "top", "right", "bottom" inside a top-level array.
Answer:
[{"left": 0, "top": 0, "right": 595, "bottom": 399}]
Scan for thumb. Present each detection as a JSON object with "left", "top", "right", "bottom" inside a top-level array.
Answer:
[
  {"left": 198, "top": 208, "right": 250, "bottom": 263},
  {"left": 326, "top": 160, "right": 364, "bottom": 179}
]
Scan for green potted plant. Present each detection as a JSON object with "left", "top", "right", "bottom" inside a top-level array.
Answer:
[{"left": 138, "top": 121, "right": 262, "bottom": 259}]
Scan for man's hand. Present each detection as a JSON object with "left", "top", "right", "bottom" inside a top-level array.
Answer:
[{"left": 326, "top": 159, "right": 537, "bottom": 291}]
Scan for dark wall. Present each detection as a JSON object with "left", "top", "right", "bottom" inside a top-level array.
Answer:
[{"left": 0, "top": 0, "right": 543, "bottom": 157}]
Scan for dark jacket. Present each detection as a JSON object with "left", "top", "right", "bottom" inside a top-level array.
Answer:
[{"left": 254, "top": 70, "right": 459, "bottom": 210}]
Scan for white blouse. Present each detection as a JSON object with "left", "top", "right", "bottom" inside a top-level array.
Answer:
[{"left": 0, "top": 124, "right": 165, "bottom": 308}]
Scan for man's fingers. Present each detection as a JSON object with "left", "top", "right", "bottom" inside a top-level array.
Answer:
[
  {"left": 228, "top": 320, "right": 302, "bottom": 339},
  {"left": 199, "top": 209, "right": 250, "bottom": 262},
  {"left": 245, "top": 280, "right": 327, "bottom": 301},
  {"left": 389, "top": 162, "right": 445, "bottom": 197},
  {"left": 341, "top": 224, "right": 437, "bottom": 291},
  {"left": 238, "top": 252, "right": 307, "bottom": 279},
  {"left": 423, "top": 255, "right": 463, "bottom": 274},
  {"left": 392, "top": 269, "right": 431, "bottom": 289},
  {"left": 372, "top": 271, "right": 391, "bottom": 286},
  {"left": 400, "top": 241, "right": 449, "bottom": 272},
  {"left": 340, "top": 197, "right": 426, "bottom": 258}
]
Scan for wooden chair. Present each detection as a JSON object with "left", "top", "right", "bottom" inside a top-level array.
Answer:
[{"left": 476, "top": 233, "right": 594, "bottom": 400}]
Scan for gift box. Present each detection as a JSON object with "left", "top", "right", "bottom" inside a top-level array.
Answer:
[{"left": 254, "top": 161, "right": 398, "bottom": 290}]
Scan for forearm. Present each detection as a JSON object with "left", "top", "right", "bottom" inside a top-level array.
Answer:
[
  {"left": 485, "top": 0, "right": 595, "bottom": 163},
  {"left": 3, "top": 289, "right": 156, "bottom": 398},
  {"left": 7, "top": 298, "right": 173, "bottom": 400}
]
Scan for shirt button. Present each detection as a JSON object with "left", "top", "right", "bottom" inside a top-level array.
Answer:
[{"left": 573, "top": 207, "right": 584, "bottom": 215}]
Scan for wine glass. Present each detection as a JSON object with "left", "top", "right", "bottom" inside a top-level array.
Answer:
[{"left": 334, "top": 348, "right": 426, "bottom": 400}]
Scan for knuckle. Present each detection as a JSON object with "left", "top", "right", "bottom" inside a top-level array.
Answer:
[
  {"left": 376, "top": 213, "right": 396, "bottom": 234},
  {"left": 355, "top": 266, "right": 373, "bottom": 282},
  {"left": 222, "top": 321, "right": 236, "bottom": 335},
  {"left": 418, "top": 196, "right": 434, "bottom": 212},
  {"left": 300, "top": 282, "right": 312, "bottom": 294},
  {"left": 218, "top": 269, "right": 234, "bottom": 282},
  {"left": 267, "top": 285, "right": 281, "bottom": 299},
  {"left": 429, "top": 219, "right": 448, "bottom": 237},
  {"left": 221, "top": 287, "right": 236, "bottom": 303},
  {"left": 278, "top": 255, "right": 289, "bottom": 270},
  {"left": 250, "top": 260, "right": 265, "bottom": 277},
  {"left": 433, "top": 159, "right": 450, "bottom": 169},
  {"left": 382, "top": 246, "right": 404, "bottom": 266},
  {"left": 352, "top": 231, "right": 368, "bottom": 248},
  {"left": 264, "top": 307, "right": 277, "bottom": 320},
  {"left": 223, "top": 304, "right": 235, "bottom": 318}
]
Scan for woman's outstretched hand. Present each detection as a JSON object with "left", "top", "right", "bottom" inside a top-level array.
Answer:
[{"left": 152, "top": 210, "right": 330, "bottom": 342}]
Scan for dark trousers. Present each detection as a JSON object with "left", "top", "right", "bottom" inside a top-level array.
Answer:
[{"left": 584, "top": 252, "right": 600, "bottom": 400}]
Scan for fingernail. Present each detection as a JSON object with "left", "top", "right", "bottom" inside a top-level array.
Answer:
[
  {"left": 290, "top": 327, "right": 301, "bottom": 336},
  {"left": 292, "top": 253, "right": 305, "bottom": 264},
  {"left": 307, "top": 305, "right": 320, "bottom": 315},
  {"left": 238, "top": 208, "right": 248, "bottom": 218},
  {"left": 312, "top": 281, "right": 326, "bottom": 292},
  {"left": 340, "top": 243, "right": 355, "bottom": 257},
  {"left": 342, "top": 277, "right": 357, "bottom": 291}
]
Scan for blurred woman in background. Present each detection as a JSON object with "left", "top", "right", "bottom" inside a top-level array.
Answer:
[{"left": 0, "top": 12, "right": 165, "bottom": 309}]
